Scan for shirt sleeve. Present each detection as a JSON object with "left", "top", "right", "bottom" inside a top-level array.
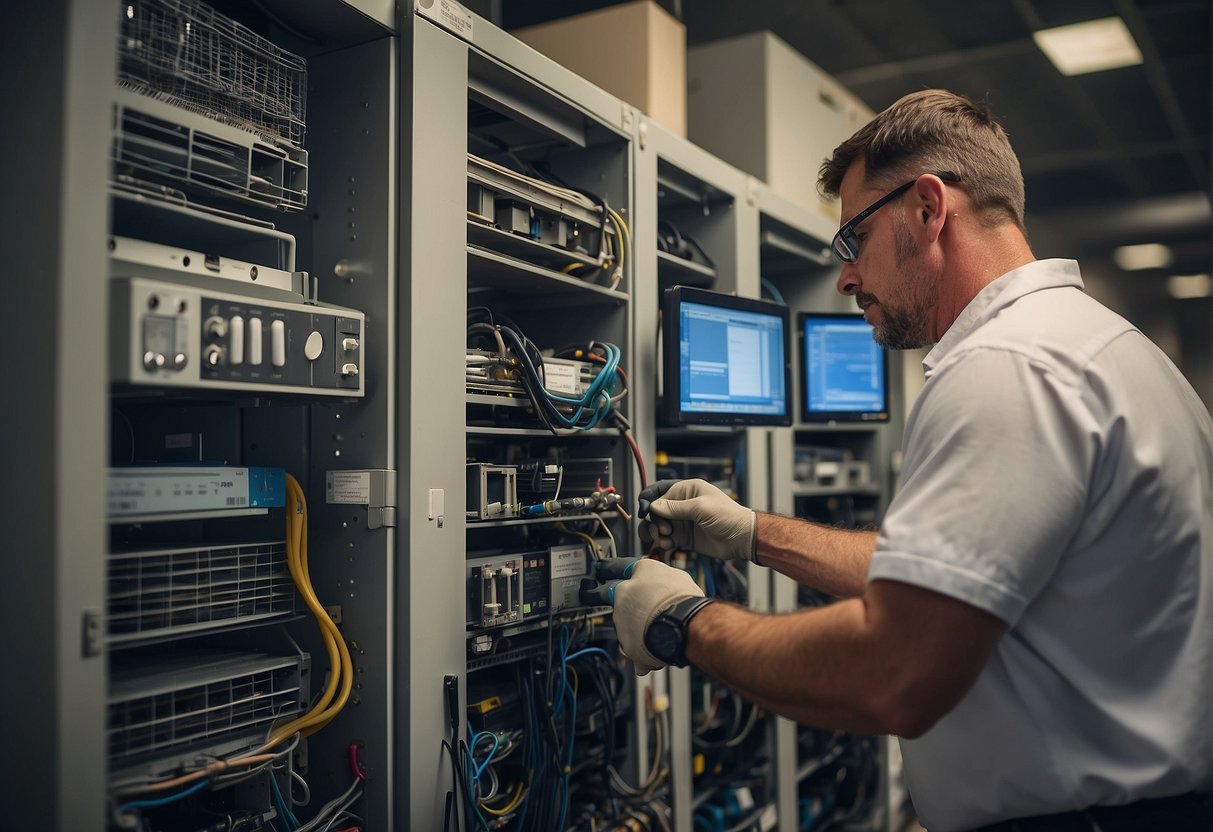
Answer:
[{"left": 869, "top": 346, "right": 1097, "bottom": 625}]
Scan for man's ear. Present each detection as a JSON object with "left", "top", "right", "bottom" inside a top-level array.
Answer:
[{"left": 913, "top": 174, "right": 949, "bottom": 244}]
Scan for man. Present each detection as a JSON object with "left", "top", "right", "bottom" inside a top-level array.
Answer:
[{"left": 600, "top": 90, "right": 1213, "bottom": 831}]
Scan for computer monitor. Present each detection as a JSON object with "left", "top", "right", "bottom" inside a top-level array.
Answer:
[
  {"left": 662, "top": 286, "right": 791, "bottom": 426},
  {"left": 799, "top": 312, "right": 889, "bottom": 423}
]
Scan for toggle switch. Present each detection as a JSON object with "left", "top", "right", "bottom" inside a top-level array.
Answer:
[
  {"left": 229, "top": 315, "right": 244, "bottom": 365},
  {"left": 204, "top": 316, "right": 228, "bottom": 340},
  {"left": 342, "top": 336, "right": 360, "bottom": 351},
  {"left": 270, "top": 320, "right": 286, "bottom": 368},
  {"left": 248, "top": 317, "right": 263, "bottom": 365}
]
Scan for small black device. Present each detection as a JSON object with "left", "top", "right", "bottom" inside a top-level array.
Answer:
[
  {"left": 798, "top": 312, "right": 889, "bottom": 423},
  {"left": 644, "top": 596, "right": 717, "bottom": 668},
  {"left": 662, "top": 286, "right": 792, "bottom": 426}
]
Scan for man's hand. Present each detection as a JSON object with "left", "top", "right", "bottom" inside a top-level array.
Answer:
[
  {"left": 581, "top": 557, "right": 705, "bottom": 676},
  {"left": 637, "top": 479, "right": 757, "bottom": 562}
]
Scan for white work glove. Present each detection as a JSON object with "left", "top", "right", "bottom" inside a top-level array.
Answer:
[
  {"left": 638, "top": 478, "right": 757, "bottom": 562},
  {"left": 611, "top": 558, "right": 705, "bottom": 676}
]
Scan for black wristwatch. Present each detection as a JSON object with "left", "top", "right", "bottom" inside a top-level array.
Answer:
[{"left": 644, "top": 596, "right": 716, "bottom": 668}]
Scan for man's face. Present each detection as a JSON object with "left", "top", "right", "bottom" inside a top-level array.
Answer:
[{"left": 835, "top": 163, "right": 940, "bottom": 350}]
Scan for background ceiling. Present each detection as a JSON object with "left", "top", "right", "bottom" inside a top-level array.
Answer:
[{"left": 494, "top": 0, "right": 1211, "bottom": 312}]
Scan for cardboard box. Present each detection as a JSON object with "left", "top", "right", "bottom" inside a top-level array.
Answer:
[
  {"left": 513, "top": 1, "right": 686, "bottom": 137},
  {"left": 687, "top": 32, "right": 873, "bottom": 223}
]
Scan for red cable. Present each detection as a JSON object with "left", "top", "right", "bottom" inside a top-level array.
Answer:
[{"left": 348, "top": 743, "right": 368, "bottom": 781}]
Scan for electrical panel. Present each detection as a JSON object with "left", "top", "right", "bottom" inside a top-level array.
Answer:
[
  {"left": 99, "top": 1, "right": 388, "bottom": 830},
  {"left": 446, "top": 21, "right": 669, "bottom": 829}
]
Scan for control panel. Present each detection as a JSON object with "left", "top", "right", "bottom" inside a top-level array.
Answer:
[{"left": 111, "top": 276, "right": 364, "bottom": 397}]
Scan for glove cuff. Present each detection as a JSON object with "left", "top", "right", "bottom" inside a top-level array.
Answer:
[{"left": 747, "top": 510, "right": 759, "bottom": 564}]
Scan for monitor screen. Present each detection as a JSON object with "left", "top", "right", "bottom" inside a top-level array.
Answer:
[
  {"left": 662, "top": 286, "right": 791, "bottom": 426},
  {"left": 799, "top": 312, "right": 889, "bottom": 422}
]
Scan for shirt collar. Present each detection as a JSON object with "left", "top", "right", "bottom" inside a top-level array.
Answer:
[{"left": 923, "top": 259, "right": 1084, "bottom": 375}]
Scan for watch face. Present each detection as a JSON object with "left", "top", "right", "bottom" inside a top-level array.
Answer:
[{"left": 645, "top": 616, "right": 682, "bottom": 664}]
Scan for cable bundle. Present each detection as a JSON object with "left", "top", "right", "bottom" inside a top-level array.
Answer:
[
  {"left": 467, "top": 310, "right": 626, "bottom": 434},
  {"left": 110, "top": 474, "right": 357, "bottom": 828}
]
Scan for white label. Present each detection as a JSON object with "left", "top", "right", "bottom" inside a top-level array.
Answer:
[
  {"left": 543, "top": 361, "right": 578, "bottom": 394},
  {"left": 550, "top": 544, "right": 586, "bottom": 579},
  {"left": 734, "top": 786, "right": 755, "bottom": 811},
  {"left": 417, "top": 0, "right": 474, "bottom": 39},
  {"left": 327, "top": 470, "right": 370, "bottom": 504},
  {"left": 759, "top": 803, "right": 778, "bottom": 831}
]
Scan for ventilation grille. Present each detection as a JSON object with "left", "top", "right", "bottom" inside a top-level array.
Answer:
[
  {"left": 108, "top": 651, "right": 305, "bottom": 768},
  {"left": 107, "top": 541, "right": 295, "bottom": 644},
  {"left": 112, "top": 94, "right": 308, "bottom": 211}
]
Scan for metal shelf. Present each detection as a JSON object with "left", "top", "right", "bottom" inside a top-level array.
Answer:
[
  {"left": 658, "top": 248, "right": 717, "bottom": 286},
  {"left": 467, "top": 242, "right": 629, "bottom": 303}
]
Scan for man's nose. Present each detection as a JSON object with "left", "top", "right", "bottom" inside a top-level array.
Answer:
[{"left": 837, "top": 263, "right": 860, "bottom": 296}]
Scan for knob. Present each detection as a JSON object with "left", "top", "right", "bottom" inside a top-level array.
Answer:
[
  {"left": 341, "top": 337, "right": 360, "bottom": 351},
  {"left": 304, "top": 330, "right": 324, "bottom": 361},
  {"left": 204, "top": 316, "right": 228, "bottom": 339},
  {"left": 203, "top": 344, "right": 225, "bottom": 367},
  {"left": 143, "top": 351, "right": 165, "bottom": 370},
  {"left": 173, "top": 352, "right": 188, "bottom": 370}
]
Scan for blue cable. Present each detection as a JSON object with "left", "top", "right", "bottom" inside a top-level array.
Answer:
[
  {"left": 268, "top": 772, "right": 299, "bottom": 831},
  {"left": 470, "top": 731, "right": 500, "bottom": 783},
  {"left": 117, "top": 779, "right": 209, "bottom": 814},
  {"left": 565, "top": 646, "right": 612, "bottom": 664}
]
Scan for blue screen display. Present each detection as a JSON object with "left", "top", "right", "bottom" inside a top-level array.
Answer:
[
  {"left": 678, "top": 300, "right": 787, "bottom": 417},
  {"left": 802, "top": 315, "right": 888, "bottom": 420}
]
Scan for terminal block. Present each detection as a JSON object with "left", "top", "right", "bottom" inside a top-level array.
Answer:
[{"left": 466, "top": 554, "right": 524, "bottom": 630}]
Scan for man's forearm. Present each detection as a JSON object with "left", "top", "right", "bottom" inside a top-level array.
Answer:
[
  {"left": 755, "top": 513, "right": 876, "bottom": 597},
  {"left": 684, "top": 598, "right": 894, "bottom": 734}
]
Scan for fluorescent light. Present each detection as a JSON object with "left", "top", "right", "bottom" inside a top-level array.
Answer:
[
  {"left": 1033, "top": 17, "right": 1143, "bottom": 76},
  {"left": 1113, "top": 243, "right": 1173, "bottom": 271},
  {"left": 1167, "top": 274, "right": 1211, "bottom": 299}
]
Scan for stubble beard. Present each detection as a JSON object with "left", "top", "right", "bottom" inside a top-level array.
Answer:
[{"left": 870, "top": 215, "right": 937, "bottom": 351}]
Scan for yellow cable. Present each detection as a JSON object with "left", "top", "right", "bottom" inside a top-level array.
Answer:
[
  {"left": 480, "top": 783, "right": 526, "bottom": 815},
  {"left": 261, "top": 475, "right": 353, "bottom": 748},
  {"left": 555, "top": 522, "right": 599, "bottom": 560},
  {"left": 607, "top": 207, "right": 631, "bottom": 281}
]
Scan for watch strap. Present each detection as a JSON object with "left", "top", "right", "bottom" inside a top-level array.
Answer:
[{"left": 650, "top": 595, "right": 716, "bottom": 668}]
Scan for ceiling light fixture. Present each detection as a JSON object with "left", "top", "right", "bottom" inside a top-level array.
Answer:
[
  {"left": 1033, "top": 17, "right": 1143, "bottom": 76},
  {"left": 1113, "top": 243, "right": 1174, "bottom": 271},
  {"left": 1167, "top": 274, "right": 1212, "bottom": 300}
]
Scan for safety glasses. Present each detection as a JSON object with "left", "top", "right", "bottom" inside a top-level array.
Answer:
[{"left": 831, "top": 171, "right": 960, "bottom": 264}]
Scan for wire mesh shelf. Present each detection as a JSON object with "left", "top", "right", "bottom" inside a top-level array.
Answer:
[
  {"left": 108, "top": 650, "right": 306, "bottom": 768},
  {"left": 112, "top": 86, "right": 309, "bottom": 210},
  {"left": 117, "top": 0, "right": 306, "bottom": 148},
  {"left": 107, "top": 541, "right": 296, "bottom": 644}
]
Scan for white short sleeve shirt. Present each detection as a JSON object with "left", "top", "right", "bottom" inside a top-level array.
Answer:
[{"left": 868, "top": 259, "right": 1213, "bottom": 831}]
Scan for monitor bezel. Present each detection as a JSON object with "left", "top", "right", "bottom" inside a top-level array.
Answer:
[
  {"left": 662, "top": 285, "right": 793, "bottom": 427},
  {"left": 797, "top": 311, "right": 891, "bottom": 424}
]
